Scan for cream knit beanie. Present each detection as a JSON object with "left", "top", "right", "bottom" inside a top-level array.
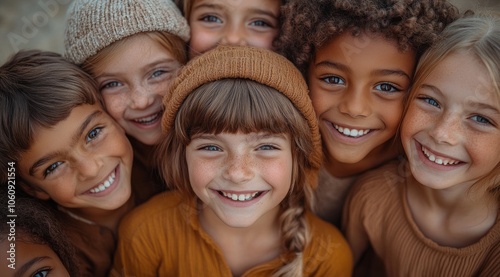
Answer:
[
  {"left": 64, "top": 0, "right": 189, "bottom": 65},
  {"left": 162, "top": 46, "right": 322, "bottom": 187}
]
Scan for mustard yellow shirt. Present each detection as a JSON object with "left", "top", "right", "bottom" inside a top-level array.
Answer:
[{"left": 112, "top": 191, "right": 352, "bottom": 276}]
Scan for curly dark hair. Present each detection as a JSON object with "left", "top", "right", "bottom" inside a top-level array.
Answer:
[
  {"left": 276, "top": 0, "right": 461, "bottom": 75},
  {"left": 0, "top": 190, "right": 80, "bottom": 276}
]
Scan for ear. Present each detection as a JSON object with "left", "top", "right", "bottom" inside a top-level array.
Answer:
[{"left": 19, "top": 181, "right": 51, "bottom": 200}]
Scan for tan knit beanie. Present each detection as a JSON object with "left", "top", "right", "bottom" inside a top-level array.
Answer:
[
  {"left": 162, "top": 45, "right": 322, "bottom": 187},
  {"left": 64, "top": 0, "right": 189, "bottom": 65}
]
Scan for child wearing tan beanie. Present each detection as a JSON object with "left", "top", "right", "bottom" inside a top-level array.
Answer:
[
  {"left": 112, "top": 45, "right": 353, "bottom": 276},
  {"left": 64, "top": 0, "right": 190, "bottom": 204}
]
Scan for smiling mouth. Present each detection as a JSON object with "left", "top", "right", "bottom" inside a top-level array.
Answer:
[
  {"left": 89, "top": 170, "right": 116, "bottom": 193},
  {"left": 421, "top": 145, "right": 462, "bottom": 166},
  {"left": 218, "top": 191, "right": 263, "bottom": 202},
  {"left": 333, "top": 124, "right": 371, "bottom": 138},
  {"left": 133, "top": 111, "right": 162, "bottom": 125}
]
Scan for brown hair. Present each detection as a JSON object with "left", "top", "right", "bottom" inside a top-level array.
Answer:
[
  {"left": 0, "top": 50, "right": 100, "bottom": 184},
  {"left": 157, "top": 79, "right": 313, "bottom": 276},
  {"left": 276, "top": 0, "right": 460, "bottom": 76}
]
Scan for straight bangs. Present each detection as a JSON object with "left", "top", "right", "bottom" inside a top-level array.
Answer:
[{"left": 175, "top": 79, "right": 305, "bottom": 143}]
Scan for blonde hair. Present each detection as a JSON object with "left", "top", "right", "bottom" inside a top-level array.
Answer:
[
  {"left": 82, "top": 31, "right": 187, "bottom": 78},
  {"left": 403, "top": 14, "right": 500, "bottom": 198},
  {"left": 157, "top": 79, "right": 313, "bottom": 276}
]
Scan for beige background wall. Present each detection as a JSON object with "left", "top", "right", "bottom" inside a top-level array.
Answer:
[{"left": 1, "top": 0, "right": 499, "bottom": 64}]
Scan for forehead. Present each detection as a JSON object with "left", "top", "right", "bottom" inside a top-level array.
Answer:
[
  {"left": 424, "top": 53, "right": 497, "bottom": 104},
  {"left": 191, "top": 0, "right": 280, "bottom": 12},
  {"left": 314, "top": 30, "right": 416, "bottom": 72}
]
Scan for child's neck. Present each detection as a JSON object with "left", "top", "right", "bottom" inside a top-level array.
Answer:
[
  {"left": 199, "top": 205, "right": 281, "bottom": 277},
  {"left": 62, "top": 196, "right": 135, "bottom": 235},
  {"left": 325, "top": 140, "right": 402, "bottom": 178},
  {"left": 407, "top": 176, "right": 498, "bottom": 248}
]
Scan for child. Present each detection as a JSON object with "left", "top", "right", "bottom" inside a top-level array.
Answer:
[
  {"left": 64, "top": 0, "right": 190, "bottom": 203},
  {"left": 112, "top": 46, "right": 353, "bottom": 276},
  {"left": 0, "top": 193, "right": 79, "bottom": 277},
  {"left": 343, "top": 14, "right": 500, "bottom": 276},
  {"left": 276, "top": 0, "right": 460, "bottom": 227},
  {"left": 174, "top": 0, "right": 281, "bottom": 58},
  {"left": 0, "top": 50, "right": 135, "bottom": 277}
]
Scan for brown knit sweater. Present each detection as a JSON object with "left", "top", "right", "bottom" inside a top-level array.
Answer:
[{"left": 343, "top": 161, "right": 500, "bottom": 277}]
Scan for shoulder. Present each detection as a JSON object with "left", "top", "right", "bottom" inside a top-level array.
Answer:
[
  {"left": 304, "top": 211, "right": 353, "bottom": 276},
  {"left": 348, "top": 160, "right": 406, "bottom": 203},
  {"left": 118, "top": 191, "right": 186, "bottom": 239}
]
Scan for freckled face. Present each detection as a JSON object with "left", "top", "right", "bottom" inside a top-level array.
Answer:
[
  {"left": 188, "top": 0, "right": 280, "bottom": 58},
  {"left": 186, "top": 132, "right": 293, "bottom": 228},
  {"left": 94, "top": 34, "right": 182, "bottom": 145},
  {"left": 402, "top": 52, "right": 500, "bottom": 190},
  {"left": 308, "top": 32, "right": 415, "bottom": 164}
]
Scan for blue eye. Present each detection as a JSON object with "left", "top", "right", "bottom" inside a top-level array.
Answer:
[
  {"left": 321, "top": 76, "right": 345, "bottom": 85},
  {"left": 101, "top": 81, "right": 121, "bottom": 89},
  {"left": 425, "top": 98, "right": 439, "bottom": 107},
  {"left": 32, "top": 268, "right": 51, "bottom": 277},
  {"left": 151, "top": 70, "right": 165, "bottom": 78},
  {"left": 258, "top": 144, "right": 277, "bottom": 151},
  {"left": 202, "top": 145, "right": 221, "bottom": 151},
  {"left": 418, "top": 96, "right": 440, "bottom": 108},
  {"left": 44, "top": 161, "right": 63, "bottom": 177},
  {"left": 201, "top": 15, "right": 222, "bottom": 23},
  {"left": 250, "top": 20, "right": 272, "bottom": 27},
  {"left": 470, "top": 115, "right": 492, "bottom": 125},
  {"left": 375, "top": 83, "right": 399, "bottom": 93},
  {"left": 86, "top": 127, "right": 103, "bottom": 142}
]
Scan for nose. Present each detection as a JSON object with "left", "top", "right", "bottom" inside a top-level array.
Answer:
[
  {"left": 75, "top": 152, "right": 103, "bottom": 181},
  {"left": 220, "top": 25, "right": 247, "bottom": 46},
  {"left": 338, "top": 86, "right": 371, "bottom": 118},
  {"left": 429, "top": 112, "right": 462, "bottom": 145},
  {"left": 222, "top": 153, "right": 254, "bottom": 184},
  {"left": 129, "top": 84, "right": 155, "bottom": 110}
]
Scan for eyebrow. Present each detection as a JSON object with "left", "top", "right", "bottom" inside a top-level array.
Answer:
[
  {"left": 29, "top": 110, "right": 102, "bottom": 176},
  {"left": 315, "top": 61, "right": 410, "bottom": 80},
  {"left": 192, "top": 3, "right": 278, "bottom": 18},
  {"left": 14, "top": 256, "right": 49, "bottom": 277},
  {"left": 315, "top": 61, "right": 351, "bottom": 74},
  {"left": 193, "top": 133, "right": 287, "bottom": 141},
  {"left": 372, "top": 69, "right": 411, "bottom": 81},
  {"left": 96, "top": 58, "right": 179, "bottom": 79}
]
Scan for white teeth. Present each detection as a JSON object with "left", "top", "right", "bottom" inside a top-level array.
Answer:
[
  {"left": 221, "top": 191, "right": 260, "bottom": 202},
  {"left": 421, "top": 146, "right": 460, "bottom": 166},
  {"left": 334, "top": 124, "right": 370, "bottom": 138},
  {"left": 134, "top": 112, "right": 160, "bottom": 124},
  {"left": 89, "top": 171, "right": 116, "bottom": 193}
]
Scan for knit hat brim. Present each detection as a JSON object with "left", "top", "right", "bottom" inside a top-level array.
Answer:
[{"left": 64, "top": 0, "right": 189, "bottom": 65}]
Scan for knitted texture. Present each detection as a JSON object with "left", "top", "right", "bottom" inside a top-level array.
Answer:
[
  {"left": 64, "top": 0, "right": 189, "bottom": 65},
  {"left": 162, "top": 46, "right": 322, "bottom": 186}
]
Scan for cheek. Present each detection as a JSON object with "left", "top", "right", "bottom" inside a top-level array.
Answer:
[
  {"left": 102, "top": 94, "right": 127, "bottom": 120},
  {"left": 401, "top": 107, "right": 426, "bottom": 141},
  {"left": 249, "top": 34, "right": 277, "bottom": 50},
  {"left": 189, "top": 30, "right": 216, "bottom": 51},
  {"left": 380, "top": 100, "right": 405, "bottom": 130},
  {"left": 309, "top": 90, "right": 330, "bottom": 115}
]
